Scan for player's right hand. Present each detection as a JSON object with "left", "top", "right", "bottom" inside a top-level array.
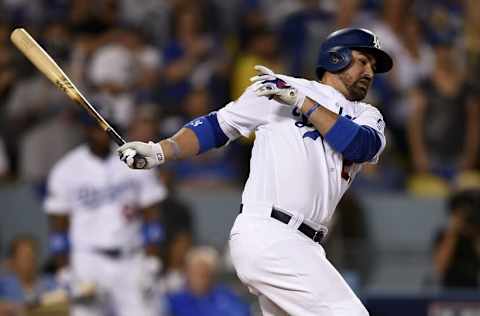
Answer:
[
  {"left": 117, "top": 141, "right": 165, "bottom": 169},
  {"left": 250, "top": 65, "right": 305, "bottom": 108}
]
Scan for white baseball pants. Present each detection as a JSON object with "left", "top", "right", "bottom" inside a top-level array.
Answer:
[
  {"left": 71, "top": 250, "right": 156, "bottom": 316},
  {"left": 229, "top": 203, "right": 369, "bottom": 316}
]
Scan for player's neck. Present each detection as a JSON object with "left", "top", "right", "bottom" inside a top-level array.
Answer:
[
  {"left": 88, "top": 144, "right": 111, "bottom": 160},
  {"left": 320, "top": 74, "right": 350, "bottom": 99}
]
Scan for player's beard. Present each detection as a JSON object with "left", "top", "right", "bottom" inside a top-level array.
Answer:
[{"left": 339, "top": 73, "right": 372, "bottom": 101}]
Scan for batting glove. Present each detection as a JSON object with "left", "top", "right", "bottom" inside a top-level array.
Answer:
[
  {"left": 250, "top": 65, "right": 305, "bottom": 109},
  {"left": 117, "top": 141, "right": 165, "bottom": 169}
]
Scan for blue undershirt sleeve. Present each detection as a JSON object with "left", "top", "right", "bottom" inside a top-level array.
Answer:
[
  {"left": 324, "top": 116, "right": 382, "bottom": 163},
  {"left": 184, "top": 112, "right": 229, "bottom": 154}
]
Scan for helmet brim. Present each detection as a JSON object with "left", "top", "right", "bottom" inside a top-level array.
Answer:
[{"left": 352, "top": 46, "right": 393, "bottom": 73}]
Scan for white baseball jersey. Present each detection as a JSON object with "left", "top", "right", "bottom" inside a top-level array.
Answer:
[
  {"left": 217, "top": 76, "right": 385, "bottom": 226},
  {"left": 44, "top": 145, "right": 167, "bottom": 251}
]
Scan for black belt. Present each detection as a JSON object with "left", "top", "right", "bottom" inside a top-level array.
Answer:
[
  {"left": 239, "top": 204, "right": 325, "bottom": 243},
  {"left": 94, "top": 248, "right": 135, "bottom": 259}
]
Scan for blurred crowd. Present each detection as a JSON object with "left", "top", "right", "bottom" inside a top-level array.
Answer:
[
  {"left": 1, "top": 0, "right": 480, "bottom": 314},
  {"left": 0, "top": 0, "right": 479, "bottom": 194}
]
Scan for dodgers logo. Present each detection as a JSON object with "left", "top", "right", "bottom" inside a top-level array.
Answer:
[
  {"left": 189, "top": 119, "right": 203, "bottom": 127},
  {"left": 373, "top": 35, "right": 381, "bottom": 49}
]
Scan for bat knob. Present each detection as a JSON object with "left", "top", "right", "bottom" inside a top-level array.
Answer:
[
  {"left": 133, "top": 155, "right": 147, "bottom": 169},
  {"left": 119, "top": 148, "right": 148, "bottom": 169}
]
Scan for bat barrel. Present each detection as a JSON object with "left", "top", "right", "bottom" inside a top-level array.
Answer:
[{"left": 11, "top": 28, "right": 147, "bottom": 169}]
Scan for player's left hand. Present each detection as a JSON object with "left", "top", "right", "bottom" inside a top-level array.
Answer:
[
  {"left": 117, "top": 141, "right": 165, "bottom": 169},
  {"left": 250, "top": 65, "right": 305, "bottom": 108}
]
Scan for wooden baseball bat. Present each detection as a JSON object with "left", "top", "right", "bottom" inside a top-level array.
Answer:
[{"left": 10, "top": 28, "right": 146, "bottom": 168}]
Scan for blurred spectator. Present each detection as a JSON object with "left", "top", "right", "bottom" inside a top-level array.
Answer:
[
  {"left": 0, "top": 301, "right": 22, "bottom": 316},
  {"left": 118, "top": 0, "right": 170, "bottom": 46},
  {"left": 171, "top": 0, "right": 222, "bottom": 35},
  {"left": 0, "top": 23, "right": 16, "bottom": 115},
  {"left": 351, "top": 133, "right": 406, "bottom": 192},
  {"left": 280, "top": 0, "right": 335, "bottom": 77},
  {"left": 156, "top": 165, "right": 195, "bottom": 294},
  {"left": 159, "top": 4, "right": 226, "bottom": 107},
  {"left": 334, "top": 0, "right": 363, "bottom": 28},
  {"left": 167, "top": 246, "right": 250, "bottom": 316},
  {"left": 465, "top": 0, "right": 480, "bottom": 90},
  {"left": 88, "top": 43, "right": 137, "bottom": 129},
  {"left": 1, "top": 0, "right": 44, "bottom": 26},
  {"left": 407, "top": 38, "right": 480, "bottom": 183},
  {"left": 433, "top": 189, "right": 480, "bottom": 289},
  {"left": 416, "top": 0, "right": 464, "bottom": 43},
  {"left": 70, "top": 0, "right": 119, "bottom": 35},
  {"left": 161, "top": 228, "right": 193, "bottom": 294},
  {"left": 235, "top": 0, "right": 269, "bottom": 51},
  {"left": 4, "top": 22, "right": 82, "bottom": 185},
  {"left": 0, "top": 138, "right": 10, "bottom": 181},
  {"left": 170, "top": 88, "right": 239, "bottom": 188},
  {"left": 116, "top": 27, "right": 163, "bottom": 104},
  {"left": 324, "top": 192, "right": 373, "bottom": 290},
  {"left": 231, "top": 26, "right": 285, "bottom": 99},
  {"left": 158, "top": 167, "right": 195, "bottom": 248},
  {"left": 127, "top": 105, "right": 161, "bottom": 143},
  {"left": 0, "top": 235, "right": 57, "bottom": 306},
  {"left": 367, "top": 3, "right": 434, "bottom": 156}
]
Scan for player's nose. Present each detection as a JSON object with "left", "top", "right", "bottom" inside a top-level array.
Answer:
[{"left": 364, "top": 63, "right": 374, "bottom": 77}]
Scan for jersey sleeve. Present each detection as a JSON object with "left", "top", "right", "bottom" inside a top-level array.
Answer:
[
  {"left": 217, "top": 85, "right": 274, "bottom": 139},
  {"left": 136, "top": 170, "right": 168, "bottom": 208},
  {"left": 44, "top": 163, "right": 71, "bottom": 215},
  {"left": 353, "top": 104, "right": 387, "bottom": 164}
]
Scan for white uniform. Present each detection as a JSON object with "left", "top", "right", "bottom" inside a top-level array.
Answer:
[
  {"left": 218, "top": 77, "right": 385, "bottom": 316},
  {"left": 44, "top": 145, "right": 167, "bottom": 316}
]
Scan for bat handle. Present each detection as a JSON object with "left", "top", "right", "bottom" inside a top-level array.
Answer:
[{"left": 106, "top": 127, "right": 148, "bottom": 169}]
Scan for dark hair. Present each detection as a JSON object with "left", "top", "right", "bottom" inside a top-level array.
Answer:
[{"left": 448, "top": 189, "right": 480, "bottom": 225}]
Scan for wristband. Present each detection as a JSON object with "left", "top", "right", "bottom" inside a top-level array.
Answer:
[
  {"left": 166, "top": 138, "right": 181, "bottom": 160},
  {"left": 304, "top": 102, "right": 322, "bottom": 119}
]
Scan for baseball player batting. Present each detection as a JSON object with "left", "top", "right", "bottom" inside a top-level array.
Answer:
[{"left": 118, "top": 28, "right": 393, "bottom": 315}]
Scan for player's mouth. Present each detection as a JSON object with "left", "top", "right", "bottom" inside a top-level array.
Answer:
[
  {"left": 356, "top": 79, "right": 371, "bottom": 91},
  {"left": 358, "top": 78, "right": 371, "bottom": 86}
]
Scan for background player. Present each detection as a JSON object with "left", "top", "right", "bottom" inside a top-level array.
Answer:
[
  {"left": 44, "top": 112, "right": 167, "bottom": 316},
  {"left": 117, "top": 28, "right": 392, "bottom": 316}
]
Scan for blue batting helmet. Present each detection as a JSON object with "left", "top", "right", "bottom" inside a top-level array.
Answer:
[{"left": 316, "top": 28, "right": 393, "bottom": 79}]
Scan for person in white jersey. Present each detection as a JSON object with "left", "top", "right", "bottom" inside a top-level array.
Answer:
[
  {"left": 117, "top": 28, "right": 393, "bottom": 316},
  {"left": 44, "top": 111, "right": 167, "bottom": 316}
]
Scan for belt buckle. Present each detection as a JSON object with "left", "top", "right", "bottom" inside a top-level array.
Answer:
[{"left": 312, "top": 231, "right": 322, "bottom": 243}]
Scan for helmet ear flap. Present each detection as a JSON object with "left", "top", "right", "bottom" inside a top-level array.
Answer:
[{"left": 316, "top": 46, "right": 353, "bottom": 78}]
